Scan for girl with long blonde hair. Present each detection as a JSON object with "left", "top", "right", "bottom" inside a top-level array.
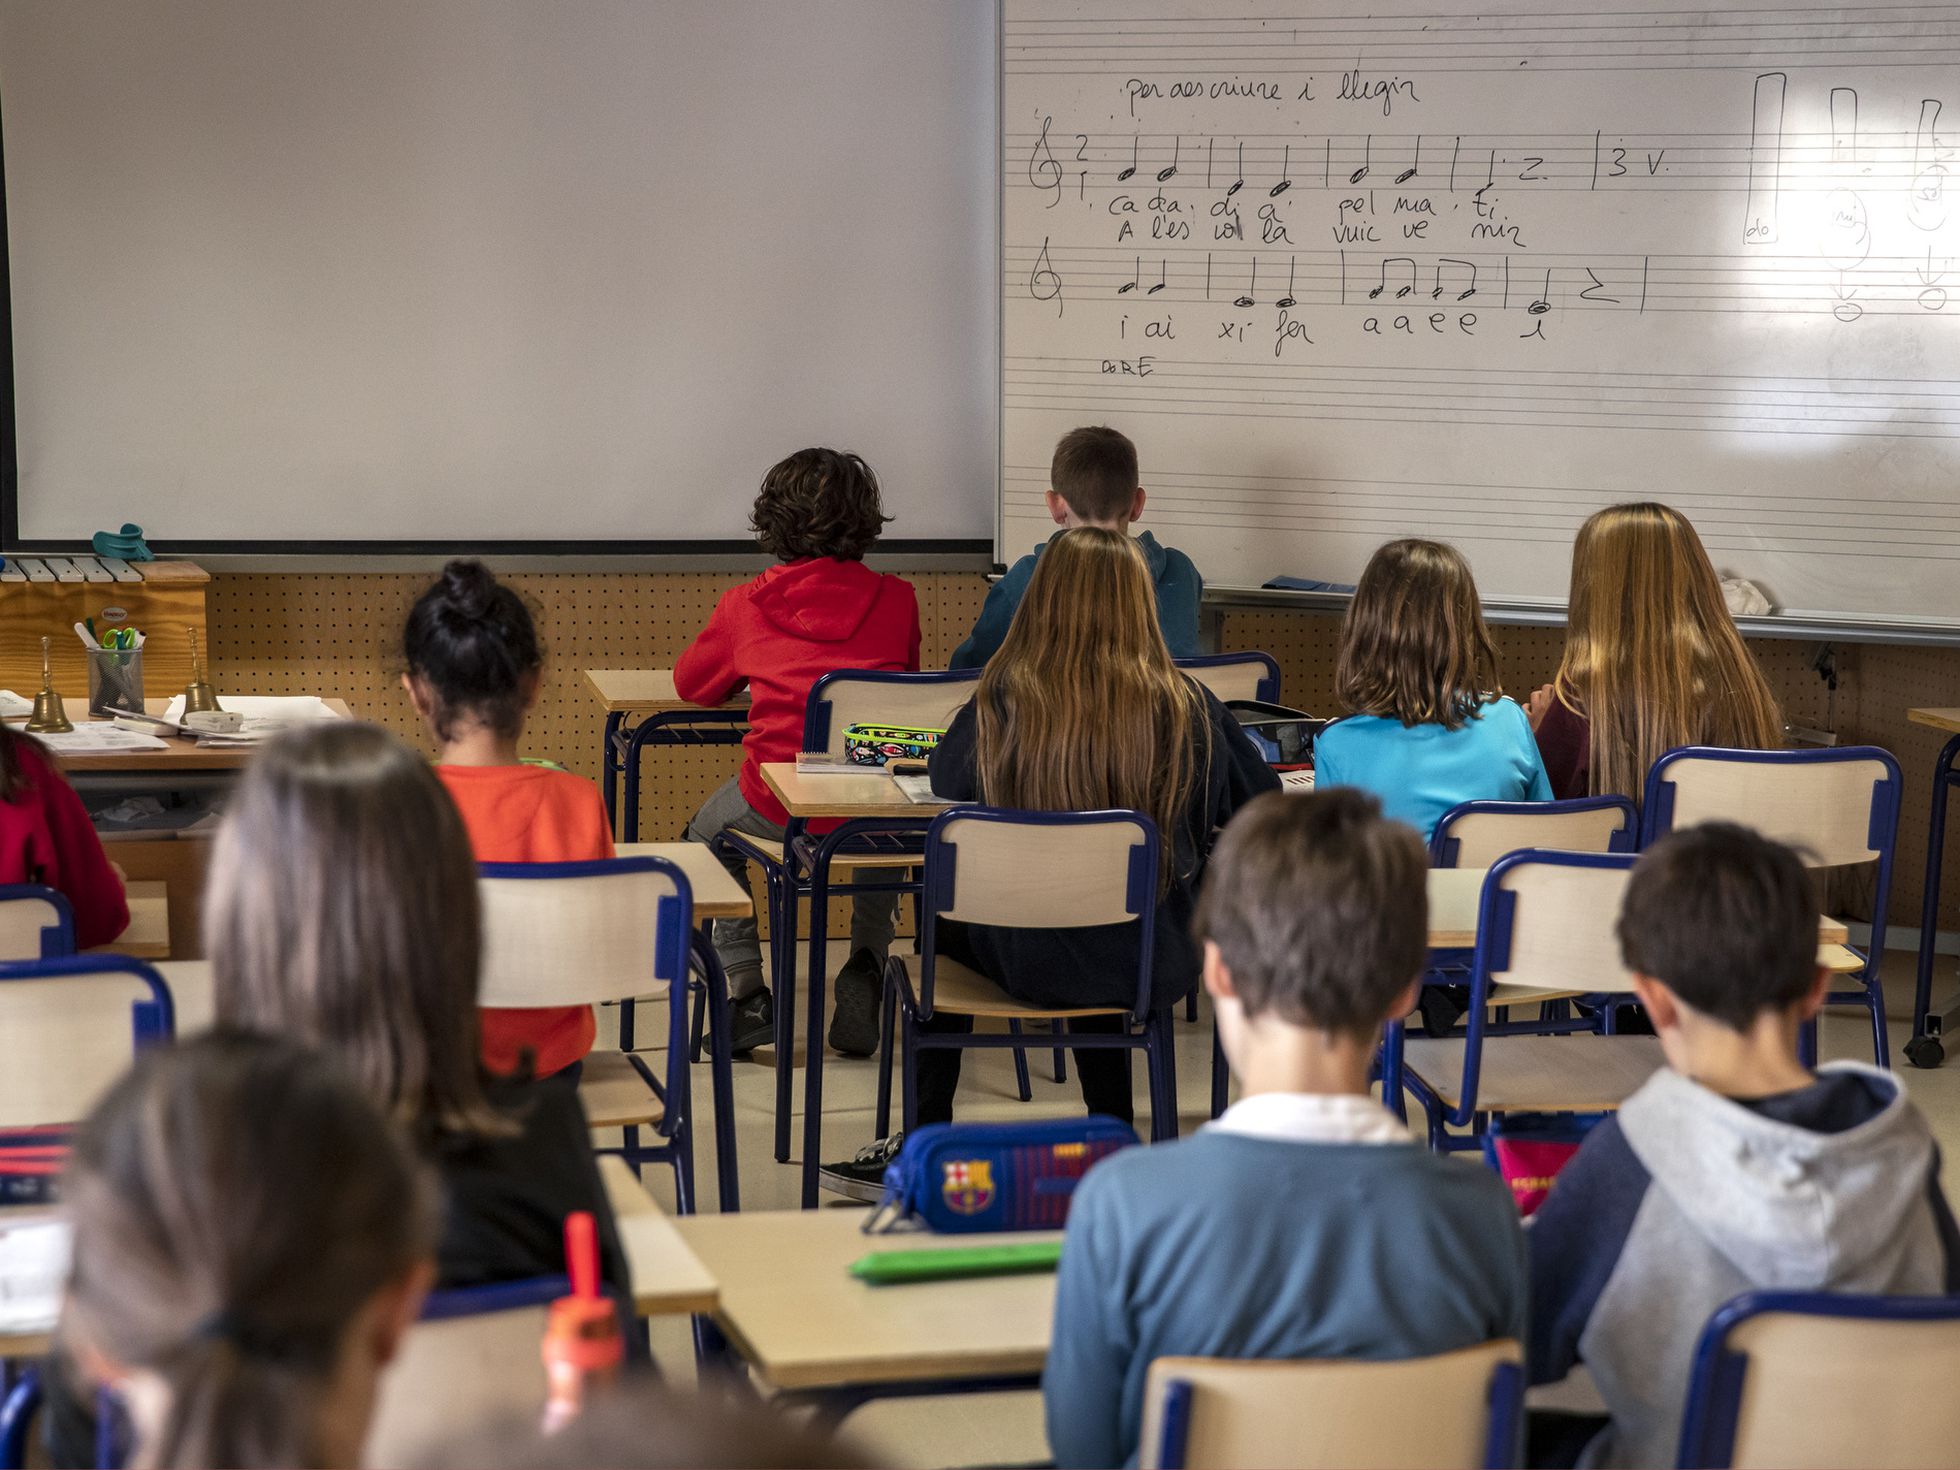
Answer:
[
  {"left": 823, "top": 529, "right": 1277, "bottom": 1187},
  {"left": 1532, "top": 503, "right": 1783, "bottom": 801}
]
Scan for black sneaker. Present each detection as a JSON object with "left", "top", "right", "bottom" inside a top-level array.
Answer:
[
  {"left": 1418, "top": 985, "right": 1467, "bottom": 1037},
  {"left": 819, "top": 1133, "right": 904, "bottom": 1203},
  {"left": 827, "top": 948, "right": 884, "bottom": 1058},
  {"left": 727, "top": 989, "right": 774, "bottom": 1056}
]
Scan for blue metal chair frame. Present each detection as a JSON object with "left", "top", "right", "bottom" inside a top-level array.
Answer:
[
  {"left": 1152, "top": 1357, "right": 1524, "bottom": 1470},
  {"left": 1675, "top": 1290, "right": 1960, "bottom": 1469},
  {"left": 0, "top": 953, "right": 176, "bottom": 1050},
  {"left": 478, "top": 856, "right": 709, "bottom": 1213},
  {"left": 1909, "top": 731, "right": 1960, "bottom": 1068},
  {"left": 602, "top": 708, "right": 749, "bottom": 843},
  {"left": 0, "top": 1372, "right": 40, "bottom": 1470},
  {"left": 0, "top": 885, "right": 77, "bottom": 959},
  {"left": 1642, "top": 744, "right": 1902, "bottom": 1069},
  {"left": 419, "top": 1275, "right": 569, "bottom": 1321},
  {"left": 1428, "top": 795, "right": 1639, "bottom": 868},
  {"left": 710, "top": 669, "right": 980, "bottom": 1204},
  {"left": 1174, "top": 651, "right": 1282, "bottom": 704},
  {"left": 874, "top": 806, "right": 1181, "bottom": 1146},
  {"left": 1384, "top": 849, "right": 1639, "bottom": 1150}
]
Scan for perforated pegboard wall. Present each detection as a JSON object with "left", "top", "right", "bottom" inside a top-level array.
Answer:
[{"left": 204, "top": 576, "right": 1960, "bottom": 934}]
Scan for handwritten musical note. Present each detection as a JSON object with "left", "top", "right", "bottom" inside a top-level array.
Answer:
[
  {"left": 1396, "top": 136, "right": 1420, "bottom": 186},
  {"left": 1148, "top": 259, "right": 1168, "bottom": 294},
  {"left": 1228, "top": 142, "right": 1245, "bottom": 198},
  {"left": 1117, "top": 255, "right": 1139, "bottom": 294},
  {"left": 1370, "top": 256, "right": 1416, "bottom": 300},
  {"left": 1276, "top": 257, "right": 1298, "bottom": 309},
  {"left": 1528, "top": 269, "right": 1553, "bottom": 315},
  {"left": 1434, "top": 258, "right": 1477, "bottom": 301},
  {"left": 1158, "top": 137, "right": 1180, "bottom": 182},
  {"left": 1271, "top": 145, "right": 1292, "bottom": 198},
  {"left": 1118, "top": 134, "right": 1138, "bottom": 183},
  {"left": 1235, "top": 257, "right": 1258, "bottom": 308},
  {"left": 1350, "top": 136, "right": 1371, "bottom": 186}
]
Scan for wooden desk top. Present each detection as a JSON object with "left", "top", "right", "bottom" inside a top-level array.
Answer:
[
  {"left": 598, "top": 1156, "right": 719, "bottom": 1317},
  {"left": 673, "top": 1208, "right": 1058, "bottom": 1390},
  {"left": 51, "top": 699, "right": 355, "bottom": 772},
  {"left": 583, "top": 669, "right": 748, "bottom": 715},
  {"left": 89, "top": 881, "right": 169, "bottom": 960},
  {"left": 1427, "top": 868, "right": 1849, "bottom": 951},
  {"left": 617, "top": 842, "right": 753, "bottom": 920},
  {"left": 156, "top": 959, "right": 213, "bottom": 1035},
  {"left": 759, "top": 762, "right": 947, "bottom": 820},
  {"left": 1909, "top": 708, "right": 1960, "bottom": 736}
]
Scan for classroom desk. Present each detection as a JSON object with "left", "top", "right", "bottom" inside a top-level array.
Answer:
[
  {"left": 583, "top": 670, "right": 749, "bottom": 842},
  {"left": 1908, "top": 708, "right": 1960, "bottom": 1067},
  {"left": 616, "top": 842, "right": 752, "bottom": 920},
  {"left": 757, "top": 762, "right": 941, "bottom": 1207},
  {"left": 58, "top": 698, "right": 356, "bottom": 959},
  {"left": 597, "top": 1156, "right": 719, "bottom": 1317},
  {"left": 675, "top": 1206, "right": 1056, "bottom": 1412}
]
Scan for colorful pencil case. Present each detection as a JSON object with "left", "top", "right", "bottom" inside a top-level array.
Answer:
[
  {"left": 865, "top": 1117, "right": 1138, "bottom": 1235},
  {"left": 844, "top": 722, "right": 946, "bottom": 767},
  {"left": 849, "top": 1239, "right": 1064, "bottom": 1286}
]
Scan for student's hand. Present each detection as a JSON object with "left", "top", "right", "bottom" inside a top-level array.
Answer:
[{"left": 1527, "top": 684, "right": 1556, "bottom": 731}]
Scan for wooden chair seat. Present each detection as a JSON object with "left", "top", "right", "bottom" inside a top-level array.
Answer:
[
  {"left": 1820, "top": 942, "right": 1867, "bottom": 974},
  {"left": 1402, "top": 1034, "right": 1665, "bottom": 1113},
  {"left": 1486, "top": 982, "right": 1585, "bottom": 1008},
  {"left": 578, "top": 1051, "right": 666, "bottom": 1130},
  {"left": 901, "top": 956, "right": 1131, "bottom": 1021}
]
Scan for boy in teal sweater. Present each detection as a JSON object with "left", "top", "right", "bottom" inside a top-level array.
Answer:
[
  {"left": 1043, "top": 789, "right": 1526, "bottom": 1469},
  {"left": 951, "top": 425, "right": 1201, "bottom": 670}
]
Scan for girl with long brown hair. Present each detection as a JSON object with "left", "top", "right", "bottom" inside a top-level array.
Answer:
[
  {"left": 61, "top": 1030, "right": 438, "bottom": 1470},
  {"left": 1314, "top": 538, "right": 1551, "bottom": 842},
  {"left": 1532, "top": 503, "right": 1783, "bottom": 801},
  {"left": 823, "top": 529, "right": 1278, "bottom": 1191},
  {"left": 205, "top": 721, "right": 627, "bottom": 1297}
]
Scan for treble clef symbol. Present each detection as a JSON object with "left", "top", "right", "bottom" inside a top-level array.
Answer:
[
  {"left": 1031, "top": 236, "right": 1064, "bottom": 318},
  {"left": 1029, "top": 114, "right": 1062, "bottom": 207}
]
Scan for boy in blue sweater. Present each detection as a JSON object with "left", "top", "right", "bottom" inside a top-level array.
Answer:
[
  {"left": 1043, "top": 788, "right": 1528, "bottom": 1470},
  {"left": 1528, "top": 823, "right": 1960, "bottom": 1469},
  {"left": 951, "top": 425, "right": 1200, "bottom": 670}
]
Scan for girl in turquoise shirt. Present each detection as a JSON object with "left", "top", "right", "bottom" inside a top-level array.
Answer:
[{"left": 1313, "top": 539, "right": 1552, "bottom": 843}]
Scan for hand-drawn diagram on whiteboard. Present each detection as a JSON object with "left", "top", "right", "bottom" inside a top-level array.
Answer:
[{"left": 1001, "top": 2, "right": 1960, "bottom": 622}]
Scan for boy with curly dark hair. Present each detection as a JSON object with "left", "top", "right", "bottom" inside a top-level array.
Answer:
[{"left": 678, "top": 448, "right": 920, "bottom": 1054}]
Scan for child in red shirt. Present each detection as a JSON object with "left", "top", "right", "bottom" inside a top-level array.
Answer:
[
  {"left": 404, "top": 560, "right": 613, "bottom": 1080},
  {"left": 0, "top": 725, "right": 128, "bottom": 949},
  {"left": 678, "top": 448, "right": 920, "bottom": 1057}
]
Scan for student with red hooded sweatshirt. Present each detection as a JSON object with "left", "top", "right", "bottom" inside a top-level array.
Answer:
[
  {"left": 0, "top": 724, "right": 128, "bottom": 949},
  {"left": 679, "top": 448, "right": 921, "bottom": 1057}
]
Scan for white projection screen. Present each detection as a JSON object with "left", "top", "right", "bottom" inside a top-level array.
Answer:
[{"left": 0, "top": 0, "right": 997, "bottom": 551}]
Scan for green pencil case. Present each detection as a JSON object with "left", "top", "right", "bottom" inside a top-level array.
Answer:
[{"left": 848, "top": 1239, "right": 1063, "bottom": 1286}]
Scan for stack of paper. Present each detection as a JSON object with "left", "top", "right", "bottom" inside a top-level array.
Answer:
[
  {"left": 34, "top": 725, "right": 170, "bottom": 754},
  {"left": 161, "top": 694, "right": 344, "bottom": 746},
  {"left": 0, "top": 691, "right": 33, "bottom": 719}
]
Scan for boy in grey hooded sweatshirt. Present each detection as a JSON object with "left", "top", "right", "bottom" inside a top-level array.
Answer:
[{"left": 1527, "top": 822, "right": 1960, "bottom": 1469}]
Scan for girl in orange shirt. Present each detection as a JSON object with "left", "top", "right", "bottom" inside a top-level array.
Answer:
[{"left": 404, "top": 559, "right": 613, "bottom": 1079}]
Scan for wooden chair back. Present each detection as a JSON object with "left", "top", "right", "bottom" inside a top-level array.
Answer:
[
  {"left": 804, "top": 669, "right": 980, "bottom": 760},
  {"left": 1175, "top": 652, "right": 1281, "bottom": 705},
  {"left": 477, "top": 857, "right": 691, "bottom": 1008},
  {"left": 1481, "top": 852, "right": 1637, "bottom": 997},
  {"left": 0, "top": 886, "right": 73, "bottom": 961},
  {"left": 1643, "top": 747, "right": 1899, "bottom": 869},
  {"left": 1432, "top": 797, "right": 1637, "bottom": 869}
]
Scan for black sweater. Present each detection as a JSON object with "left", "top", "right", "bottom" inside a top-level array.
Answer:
[{"left": 926, "top": 683, "right": 1280, "bottom": 1012}]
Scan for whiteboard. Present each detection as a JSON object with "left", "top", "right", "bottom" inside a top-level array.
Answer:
[
  {"left": 1001, "top": 0, "right": 1960, "bottom": 624},
  {"left": 0, "top": 0, "right": 996, "bottom": 550}
]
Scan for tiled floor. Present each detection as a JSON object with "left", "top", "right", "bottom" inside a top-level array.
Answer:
[{"left": 623, "top": 946, "right": 1960, "bottom": 1467}]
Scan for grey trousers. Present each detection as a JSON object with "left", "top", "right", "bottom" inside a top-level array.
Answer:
[{"left": 683, "top": 776, "right": 898, "bottom": 1000}]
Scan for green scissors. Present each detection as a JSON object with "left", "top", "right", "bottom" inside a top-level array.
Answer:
[{"left": 100, "top": 627, "right": 136, "bottom": 650}]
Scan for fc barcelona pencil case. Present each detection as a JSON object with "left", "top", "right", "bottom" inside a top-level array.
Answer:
[{"left": 864, "top": 1116, "right": 1138, "bottom": 1235}]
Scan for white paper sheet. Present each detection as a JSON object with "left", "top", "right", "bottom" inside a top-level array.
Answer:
[
  {"left": 34, "top": 724, "right": 170, "bottom": 753},
  {"left": 0, "top": 691, "right": 33, "bottom": 718},
  {"left": 161, "top": 694, "right": 340, "bottom": 724},
  {"left": 0, "top": 1217, "right": 69, "bottom": 1334}
]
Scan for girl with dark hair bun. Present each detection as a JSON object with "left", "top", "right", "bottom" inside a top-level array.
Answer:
[{"left": 403, "top": 559, "right": 615, "bottom": 1081}]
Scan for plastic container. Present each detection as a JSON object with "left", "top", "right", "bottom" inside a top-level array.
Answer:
[
  {"left": 1225, "top": 699, "right": 1324, "bottom": 765},
  {"left": 86, "top": 649, "right": 144, "bottom": 717}
]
